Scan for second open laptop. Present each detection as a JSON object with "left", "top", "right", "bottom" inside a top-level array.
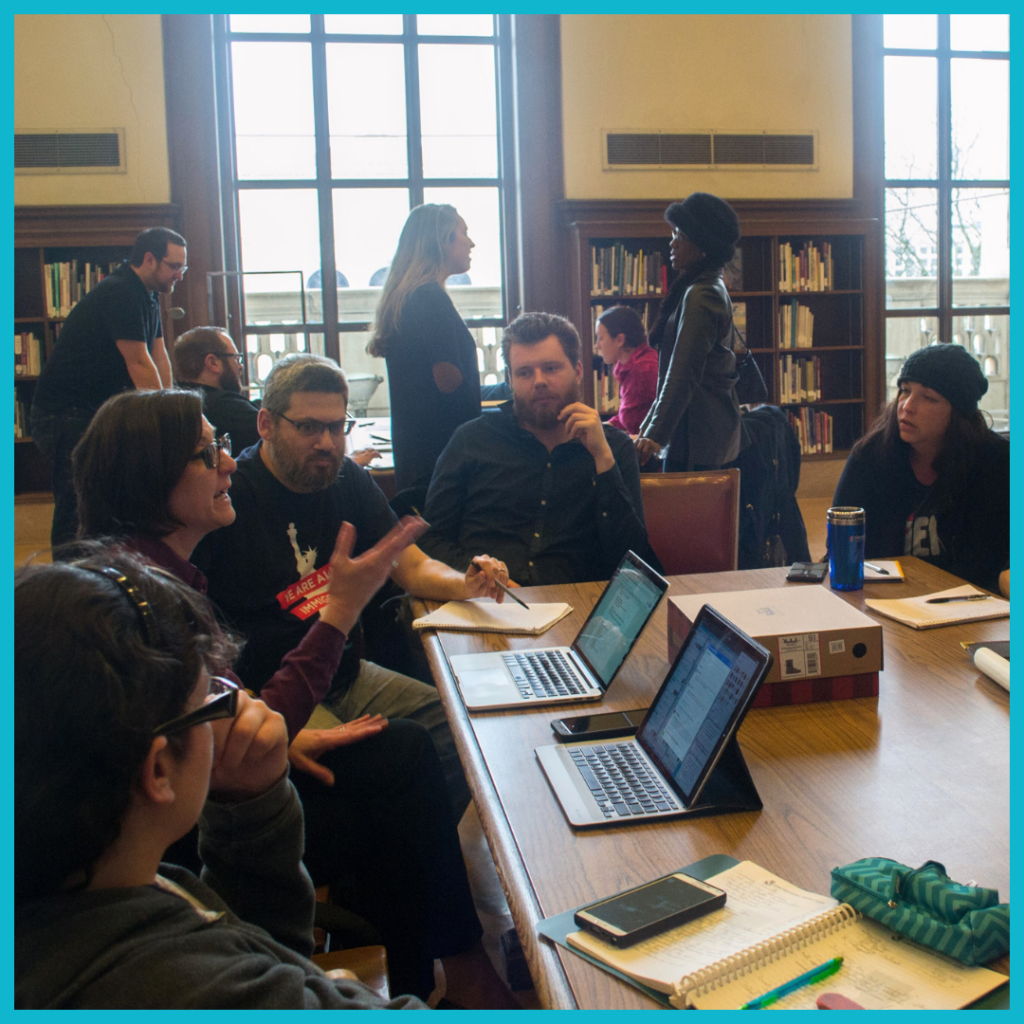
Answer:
[{"left": 447, "top": 550, "right": 668, "bottom": 711}]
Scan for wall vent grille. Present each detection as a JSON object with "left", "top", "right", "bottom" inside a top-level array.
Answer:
[
  {"left": 15, "top": 131, "right": 124, "bottom": 173},
  {"left": 604, "top": 131, "right": 816, "bottom": 170}
]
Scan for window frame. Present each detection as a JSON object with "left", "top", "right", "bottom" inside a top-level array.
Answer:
[
  {"left": 879, "top": 16, "right": 1009, "bottom": 356},
  {"left": 211, "top": 13, "right": 519, "bottom": 365}
]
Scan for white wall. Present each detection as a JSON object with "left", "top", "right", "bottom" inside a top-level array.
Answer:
[
  {"left": 560, "top": 14, "right": 853, "bottom": 200},
  {"left": 15, "top": 15, "right": 170, "bottom": 205}
]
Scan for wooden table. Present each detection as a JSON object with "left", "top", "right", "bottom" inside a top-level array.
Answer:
[{"left": 418, "top": 558, "right": 1010, "bottom": 1009}]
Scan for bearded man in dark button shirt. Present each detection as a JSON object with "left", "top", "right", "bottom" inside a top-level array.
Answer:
[{"left": 420, "top": 312, "right": 652, "bottom": 586}]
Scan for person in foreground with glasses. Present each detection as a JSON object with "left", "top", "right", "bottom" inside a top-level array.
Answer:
[
  {"left": 69, "top": 388, "right": 519, "bottom": 1007},
  {"left": 14, "top": 553, "right": 426, "bottom": 1009}
]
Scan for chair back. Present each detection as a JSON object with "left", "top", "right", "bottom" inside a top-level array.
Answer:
[{"left": 640, "top": 469, "right": 740, "bottom": 575}]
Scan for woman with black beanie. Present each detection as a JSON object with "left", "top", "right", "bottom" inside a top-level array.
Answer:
[{"left": 635, "top": 193, "right": 743, "bottom": 471}]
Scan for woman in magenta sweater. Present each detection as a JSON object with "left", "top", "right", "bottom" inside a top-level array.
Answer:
[{"left": 594, "top": 305, "right": 659, "bottom": 435}]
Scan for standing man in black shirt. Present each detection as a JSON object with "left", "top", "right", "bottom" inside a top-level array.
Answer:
[
  {"left": 173, "top": 326, "right": 261, "bottom": 452},
  {"left": 31, "top": 226, "right": 185, "bottom": 546},
  {"left": 420, "top": 312, "right": 651, "bottom": 585}
]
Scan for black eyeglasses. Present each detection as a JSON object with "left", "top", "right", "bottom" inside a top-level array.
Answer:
[
  {"left": 153, "top": 676, "right": 240, "bottom": 737},
  {"left": 190, "top": 434, "right": 232, "bottom": 469},
  {"left": 278, "top": 414, "right": 356, "bottom": 438},
  {"left": 160, "top": 258, "right": 188, "bottom": 275},
  {"left": 215, "top": 351, "right": 244, "bottom": 364}
]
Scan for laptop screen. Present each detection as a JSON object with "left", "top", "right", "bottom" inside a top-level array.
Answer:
[
  {"left": 637, "top": 605, "right": 770, "bottom": 806},
  {"left": 571, "top": 551, "right": 668, "bottom": 690}
]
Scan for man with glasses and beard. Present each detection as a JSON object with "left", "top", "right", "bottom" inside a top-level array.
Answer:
[
  {"left": 419, "top": 312, "right": 651, "bottom": 586},
  {"left": 193, "top": 352, "right": 510, "bottom": 818},
  {"left": 173, "top": 326, "right": 261, "bottom": 452}
]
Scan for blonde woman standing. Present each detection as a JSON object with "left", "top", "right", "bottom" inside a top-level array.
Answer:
[{"left": 369, "top": 204, "right": 481, "bottom": 494}]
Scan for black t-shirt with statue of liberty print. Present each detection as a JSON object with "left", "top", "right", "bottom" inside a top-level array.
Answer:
[
  {"left": 194, "top": 442, "right": 398, "bottom": 696},
  {"left": 833, "top": 430, "right": 1008, "bottom": 594}
]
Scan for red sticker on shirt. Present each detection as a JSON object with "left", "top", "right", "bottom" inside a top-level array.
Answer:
[{"left": 277, "top": 565, "right": 331, "bottom": 617}]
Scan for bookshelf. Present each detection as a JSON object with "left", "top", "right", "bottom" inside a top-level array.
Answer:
[
  {"left": 560, "top": 200, "right": 881, "bottom": 461},
  {"left": 13, "top": 205, "right": 179, "bottom": 501}
]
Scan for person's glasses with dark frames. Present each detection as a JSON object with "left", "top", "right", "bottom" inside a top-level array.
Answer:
[
  {"left": 153, "top": 676, "right": 240, "bottom": 737},
  {"left": 160, "top": 258, "right": 188, "bottom": 274},
  {"left": 190, "top": 433, "right": 232, "bottom": 470},
  {"left": 278, "top": 414, "right": 357, "bottom": 438}
]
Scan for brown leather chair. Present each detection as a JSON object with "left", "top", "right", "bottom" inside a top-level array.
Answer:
[
  {"left": 640, "top": 469, "right": 740, "bottom": 575},
  {"left": 312, "top": 948, "right": 390, "bottom": 1001}
]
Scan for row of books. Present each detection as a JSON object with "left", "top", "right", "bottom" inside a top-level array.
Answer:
[
  {"left": 778, "top": 354, "right": 822, "bottom": 404},
  {"left": 593, "top": 365, "right": 621, "bottom": 417},
  {"left": 14, "top": 392, "right": 31, "bottom": 439},
  {"left": 779, "top": 241, "right": 833, "bottom": 292},
  {"left": 44, "top": 260, "right": 119, "bottom": 318},
  {"left": 788, "top": 407, "right": 834, "bottom": 454},
  {"left": 15, "top": 332, "right": 43, "bottom": 377},
  {"left": 778, "top": 298, "right": 814, "bottom": 348},
  {"left": 591, "top": 244, "right": 667, "bottom": 296}
]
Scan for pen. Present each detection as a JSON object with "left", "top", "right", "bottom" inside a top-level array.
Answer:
[
  {"left": 495, "top": 577, "right": 530, "bottom": 610},
  {"left": 739, "top": 956, "right": 843, "bottom": 1010},
  {"left": 926, "top": 594, "right": 991, "bottom": 604},
  {"left": 864, "top": 562, "right": 890, "bottom": 575}
]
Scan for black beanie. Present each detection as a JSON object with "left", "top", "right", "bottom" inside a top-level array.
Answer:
[
  {"left": 665, "top": 193, "right": 741, "bottom": 264},
  {"left": 896, "top": 343, "right": 988, "bottom": 415}
]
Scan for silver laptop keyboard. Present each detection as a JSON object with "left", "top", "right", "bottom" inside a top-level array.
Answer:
[
  {"left": 501, "top": 651, "right": 586, "bottom": 699},
  {"left": 568, "top": 742, "right": 680, "bottom": 819}
]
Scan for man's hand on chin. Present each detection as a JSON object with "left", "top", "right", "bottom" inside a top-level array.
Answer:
[{"left": 558, "top": 402, "right": 615, "bottom": 473}]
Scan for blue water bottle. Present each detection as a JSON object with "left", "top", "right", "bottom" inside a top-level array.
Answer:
[{"left": 827, "top": 506, "right": 865, "bottom": 591}]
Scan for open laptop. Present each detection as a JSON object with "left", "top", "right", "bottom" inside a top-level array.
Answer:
[
  {"left": 536, "top": 604, "right": 773, "bottom": 827},
  {"left": 447, "top": 550, "right": 668, "bottom": 711}
]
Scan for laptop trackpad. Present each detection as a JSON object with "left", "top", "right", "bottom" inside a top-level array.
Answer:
[{"left": 457, "top": 669, "right": 517, "bottom": 703}]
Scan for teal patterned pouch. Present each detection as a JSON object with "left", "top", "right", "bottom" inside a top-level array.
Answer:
[{"left": 831, "top": 858, "right": 1009, "bottom": 965}]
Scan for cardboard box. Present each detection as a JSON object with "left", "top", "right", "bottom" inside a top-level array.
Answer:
[
  {"left": 667, "top": 586, "right": 883, "bottom": 686},
  {"left": 749, "top": 672, "right": 879, "bottom": 708}
]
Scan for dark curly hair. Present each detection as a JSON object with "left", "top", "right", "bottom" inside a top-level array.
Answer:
[{"left": 15, "top": 548, "right": 241, "bottom": 904}]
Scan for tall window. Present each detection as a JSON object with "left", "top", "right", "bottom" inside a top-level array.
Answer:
[
  {"left": 882, "top": 14, "right": 1009, "bottom": 428},
  {"left": 214, "top": 14, "right": 513, "bottom": 410}
]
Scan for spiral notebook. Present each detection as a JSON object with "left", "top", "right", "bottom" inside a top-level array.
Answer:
[
  {"left": 560, "top": 861, "right": 1005, "bottom": 1009},
  {"left": 411, "top": 598, "right": 573, "bottom": 635}
]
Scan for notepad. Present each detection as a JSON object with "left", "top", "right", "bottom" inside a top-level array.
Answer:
[
  {"left": 865, "top": 585, "right": 1009, "bottom": 630},
  {"left": 564, "top": 861, "right": 1006, "bottom": 1010},
  {"left": 411, "top": 597, "right": 573, "bottom": 635},
  {"left": 863, "top": 559, "right": 905, "bottom": 582}
]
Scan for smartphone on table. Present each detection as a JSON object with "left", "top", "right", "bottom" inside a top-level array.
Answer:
[
  {"left": 551, "top": 708, "right": 649, "bottom": 742},
  {"left": 574, "top": 873, "right": 726, "bottom": 947},
  {"left": 786, "top": 561, "right": 829, "bottom": 583}
]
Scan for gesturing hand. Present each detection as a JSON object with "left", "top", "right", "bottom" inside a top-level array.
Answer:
[
  {"left": 558, "top": 402, "right": 615, "bottom": 473},
  {"left": 319, "top": 515, "right": 429, "bottom": 635},
  {"left": 465, "top": 555, "right": 516, "bottom": 602},
  {"left": 209, "top": 691, "right": 289, "bottom": 802},
  {"left": 288, "top": 716, "right": 388, "bottom": 786}
]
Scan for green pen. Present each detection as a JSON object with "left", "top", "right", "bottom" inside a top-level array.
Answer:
[{"left": 739, "top": 956, "right": 844, "bottom": 1009}]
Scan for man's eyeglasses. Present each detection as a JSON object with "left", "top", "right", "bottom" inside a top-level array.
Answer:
[
  {"left": 153, "top": 675, "right": 240, "bottom": 737},
  {"left": 215, "top": 351, "right": 244, "bottom": 364},
  {"left": 160, "top": 258, "right": 188, "bottom": 275},
  {"left": 279, "top": 414, "right": 356, "bottom": 438},
  {"left": 190, "top": 434, "right": 232, "bottom": 470}
]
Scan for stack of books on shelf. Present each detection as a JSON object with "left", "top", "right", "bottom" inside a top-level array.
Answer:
[
  {"left": 45, "top": 260, "right": 119, "bottom": 318},
  {"left": 591, "top": 244, "right": 666, "bottom": 296},
  {"left": 778, "top": 298, "right": 814, "bottom": 348},
  {"left": 15, "top": 390, "right": 30, "bottom": 439},
  {"left": 778, "top": 353, "right": 822, "bottom": 404},
  {"left": 779, "top": 241, "right": 833, "bottom": 292},
  {"left": 788, "top": 408, "right": 833, "bottom": 455},
  {"left": 15, "top": 332, "right": 43, "bottom": 377}
]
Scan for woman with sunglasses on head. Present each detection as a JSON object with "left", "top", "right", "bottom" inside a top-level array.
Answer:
[
  {"left": 635, "top": 193, "right": 743, "bottom": 472},
  {"left": 69, "top": 389, "right": 515, "bottom": 1007},
  {"left": 15, "top": 552, "right": 426, "bottom": 1009},
  {"left": 833, "top": 343, "right": 1009, "bottom": 593},
  {"left": 368, "top": 203, "right": 481, "bottom": 497}
]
